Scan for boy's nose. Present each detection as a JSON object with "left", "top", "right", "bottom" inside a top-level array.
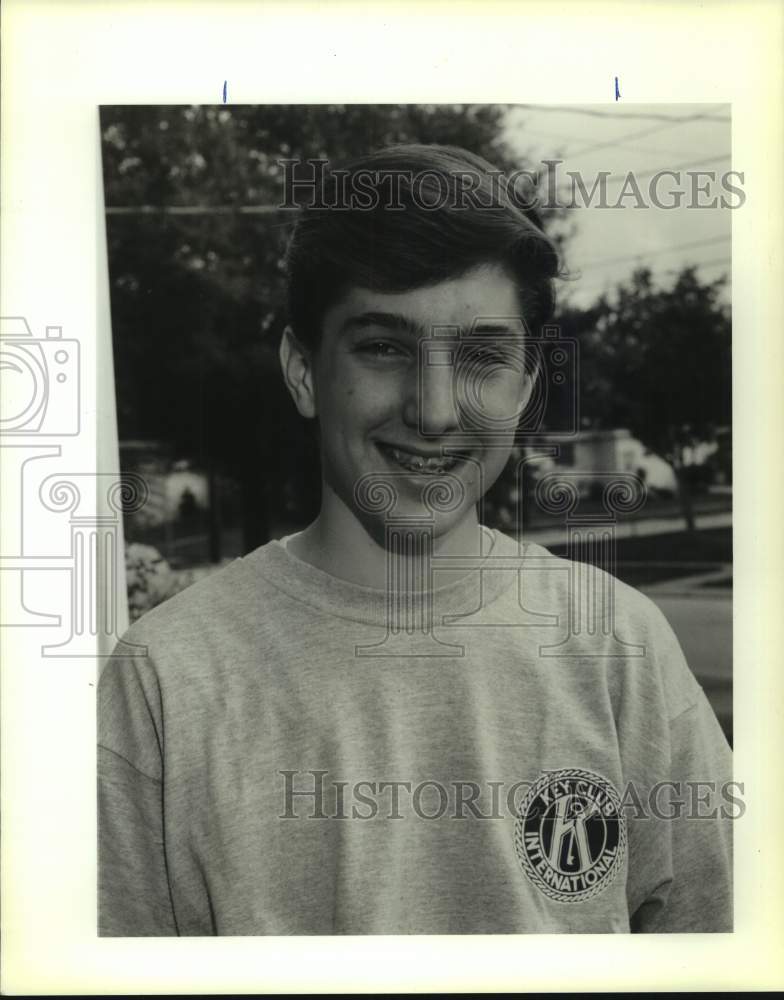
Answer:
[{"left": 404, "top": 362, "right": 462, "bottom": 436}]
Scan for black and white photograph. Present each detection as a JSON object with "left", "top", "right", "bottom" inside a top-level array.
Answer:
[
  {"left": 98, "top": 103, "right": 735, "bottom": 936},
  {"left": 2, "top": 1, "right": 783, "bottom": 994}
]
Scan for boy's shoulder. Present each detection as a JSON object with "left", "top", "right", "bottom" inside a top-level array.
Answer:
[
  {"left": 119, "top": 540, "right": 280, "bottom": 649},
  {"left": 495, "top": 530, "right": 670, "bottom": 629},
  {"left": 490, "top": 529, "right": 702, "bottom": 718}
]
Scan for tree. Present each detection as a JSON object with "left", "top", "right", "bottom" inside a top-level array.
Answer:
[
  {"left": 560, "top": 266, "right": 732, "bottom": 532},
  {"left": 101, "top": 104, "right": 555, "bottom": 553}
]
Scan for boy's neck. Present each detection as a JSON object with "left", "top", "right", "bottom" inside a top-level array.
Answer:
[{"left": 285, "top": 489, "right": 490, "bottom": 590}]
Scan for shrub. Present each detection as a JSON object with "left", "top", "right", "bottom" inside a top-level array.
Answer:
[{"left": 124, "top": 542, "right": 194, "bottom": 621}]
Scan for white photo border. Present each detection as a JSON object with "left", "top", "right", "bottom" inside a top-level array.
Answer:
[{"left": 1, "top": 0, "right": 783, "bottom": 993}]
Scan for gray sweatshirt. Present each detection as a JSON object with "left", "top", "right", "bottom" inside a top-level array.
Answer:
[{"left": 98, "top": 529, "right": 732, "bottom": 935}]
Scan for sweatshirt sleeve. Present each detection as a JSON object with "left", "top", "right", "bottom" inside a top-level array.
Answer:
[
  {"left": 98, "top": 649, "right": 178, "bottom": 936},
  {"left": 630, "top": 686, "right": 734, "bottom": 933}
]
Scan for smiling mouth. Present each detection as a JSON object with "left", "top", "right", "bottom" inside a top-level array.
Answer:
[{"left": 377, "top": 443, "right": 461, "bottom": 475}]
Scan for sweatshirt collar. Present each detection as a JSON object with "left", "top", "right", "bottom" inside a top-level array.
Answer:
[{"left": 245, "top": 527, "right": 530, "bottom": 627}]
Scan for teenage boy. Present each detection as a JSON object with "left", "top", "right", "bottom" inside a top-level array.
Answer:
[{"left": 99, "top": 144, "right": 733, "bottom": 936}]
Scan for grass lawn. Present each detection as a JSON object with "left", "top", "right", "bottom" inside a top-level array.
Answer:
[{"left": 548, "top": 526, "right": 732, "bottom": 587}]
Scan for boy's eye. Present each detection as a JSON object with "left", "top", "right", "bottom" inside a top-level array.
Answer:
[
  {"left": 359, "top": 340, "right": 407, "bottom": 359},
  {"left": 463, "top": 344, "right": 516, "bottom": 367}
]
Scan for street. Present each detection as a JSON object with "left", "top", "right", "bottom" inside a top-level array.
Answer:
[{"left": 643, "top": 589, "right": 732, "bottom": 742}]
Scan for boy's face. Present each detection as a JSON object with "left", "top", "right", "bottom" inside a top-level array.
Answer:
[{"left": 282, "top": 262, "right": 534, "bottom": 543}]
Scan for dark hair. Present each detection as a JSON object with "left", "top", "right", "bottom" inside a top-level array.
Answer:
[{"left": 284, "top": 143, "right": 561, "bottom": 349}]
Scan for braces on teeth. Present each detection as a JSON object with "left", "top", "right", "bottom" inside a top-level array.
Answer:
[{"left": 387, "top": 446, "right": 458, "bottom": 474}]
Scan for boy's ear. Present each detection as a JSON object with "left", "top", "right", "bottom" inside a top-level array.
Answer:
[{"left": 279, "top": 326, "right": 317, "bottom": 419}]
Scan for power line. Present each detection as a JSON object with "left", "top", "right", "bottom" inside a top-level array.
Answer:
[
  {"left": 570, "top": 255, "right": 731, "bottom": 298},
  {"left": 516, "top": 124, "right": 727, "bottom": 162},
  {"left": 517, "top": 121, "right": 680, "bottom": 157},
  {"left": 575, "top": 255, "right": 731, "bottom": 290},
  {"left": 104, "top": 153, "right": 731, "bottom": 216},
  {"left": 105, "top": 204, "right": 289, "bottom": 216},
  {"left": 608, "top": 153, "right": 731, "bottom": 182},
  {"left": 576, "top": 234, "right": 731, "bottom": 272},
  {"left": 106, "top": 153, "right": 733, "bottom": 216},
  {"left": 662, "top": 255, "right": 731, "bottom": 274},
  {"left": 565, "top": 112, "right": 723, "bottom": 159},
  {"left": 105, "top": 146, "right": 733, "bottom": 217},
  {"left": 555, "top": 153, "right": 732, "bottom": 195},
  {"left": 517, "top": 105, "right": 730, "bottom": 123}
]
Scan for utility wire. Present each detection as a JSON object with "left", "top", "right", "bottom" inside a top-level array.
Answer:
[
  {"left": 518, "top": 124, "right": 709, "bottom": 159},
  {"left": 576, "top": 234, "right": 731, "bottom": 272},
  {"left": 106, "top": 204, "right": 288, "bottom": 215},
  {"left": 564, "top": 112, "right": 723, "bottom": 159},
  {"left": 517, "top": 105, "right": 730, "bottom": 123},
  {"left": 105, "top": 154, "right": 733, "bottom": 215},
  {"left": 554, "top": 153, "right": 732, "bottom": 195},
  {"left": 574, "top": 254, "right": 732, "bottom": 290},
  {"left": 571, "top": 255, "right": 731, "bottom": 298}
]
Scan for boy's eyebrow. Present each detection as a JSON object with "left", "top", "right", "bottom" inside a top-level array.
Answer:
[
  {"left": 339, "top": 311, "right": 526, "bottom": 338},
  {"left": 471, "top": 320, "right": 527, "bottom": 336},
  {"left": 339, "top": 311, "right": 429, "bottom": 338}
]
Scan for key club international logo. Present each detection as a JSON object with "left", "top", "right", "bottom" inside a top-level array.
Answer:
[{"left": 514, "top": 768, "right": 627, "bottom": 902}]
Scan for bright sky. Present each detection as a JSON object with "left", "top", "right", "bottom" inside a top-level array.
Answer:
[{"left": 503, "top": 104, "right": 732, "bottom": 308}]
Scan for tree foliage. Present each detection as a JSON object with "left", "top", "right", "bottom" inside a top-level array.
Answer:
[
  {"left": 563, "top": 266, "right": 731, "bottom": 459},
  {"left": 102, "top": 106, "right": 731, "bottom": 548},
  {"left": 557, "top": 265, "right": 731, "bottom": 528},
  {"left": 101, "top": 104, "right": 545, "bottom": 549}
]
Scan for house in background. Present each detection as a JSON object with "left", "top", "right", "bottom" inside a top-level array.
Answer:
[
  {"left": 529, "top": 428, "right": 678, "bottom": 496},
  {"left": 119, "top": 442, "right": 243, "bottom": 566}
]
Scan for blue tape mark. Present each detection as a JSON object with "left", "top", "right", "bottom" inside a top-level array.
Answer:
[
  {"left": 614, "top": 76, "right": 621, "bottom": 101},
  {"left": 222, "top": 80, "right": 227, "bottom": 104}
]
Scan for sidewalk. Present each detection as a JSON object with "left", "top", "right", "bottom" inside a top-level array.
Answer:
[
  {"left": 640, "top": 562, "right": 732, "bottom": 598},
  {"left": 523, "top": 509, "right": 732, "bottom": 548},
  {"left": 522, "top": 511, "right": 734, "bottom": 743},
  {"left": 642, "top": 586, "right": 733, "bottom": 743}
]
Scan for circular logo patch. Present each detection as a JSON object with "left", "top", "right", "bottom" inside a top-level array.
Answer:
[{"left": 514, "top": 768, "right": 627, "bottom": 902}]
